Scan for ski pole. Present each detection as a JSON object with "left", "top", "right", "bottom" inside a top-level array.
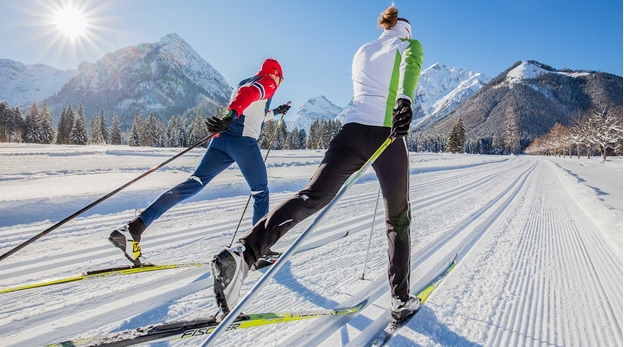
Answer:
[
  {"left": 201, "top": 135, "right": 397, "bottom": 347},
  {"left": 0, "top": 132, "right": 219, "bottom": 263},
  {"left": 360, "top": 187, "right": 381, "bottom": 280},
  {"left": 228, "top": 102, "right": 291, "bottom": 247}
]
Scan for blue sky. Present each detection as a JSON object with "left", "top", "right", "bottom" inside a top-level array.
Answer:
[{"left": 0, "top": 0, "right": 622, "bottom": 120}]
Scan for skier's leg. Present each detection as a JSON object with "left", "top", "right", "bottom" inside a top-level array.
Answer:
[
  {"left": 372, "top": 135, "right": 411, "bottom": 301},
  {"left": 138, "top": 136, "right": 234, "bottom": 231},
  {"left": 239, "top": 123, "right": 369, "bottom": 268},
  {"left": 228, "top": 137, "right": 269, "bottom": 225}
]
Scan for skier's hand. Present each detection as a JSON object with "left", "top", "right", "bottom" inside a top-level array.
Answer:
[
  {"left": 205, "top": 116, "right": 233, "bottom": 133},
  {"left": 391, "top": 98, "right": 412, "bottom": 138},
  {"left": 276, "top": 103, "right": 291, "bottom": 114}
]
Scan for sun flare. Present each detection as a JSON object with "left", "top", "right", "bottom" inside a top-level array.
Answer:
[{"left": 53, "top": 6, "right": 87, "bottom": 39}]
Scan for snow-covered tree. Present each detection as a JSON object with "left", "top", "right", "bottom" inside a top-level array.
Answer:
[
  {"left": 40, "top": 103, "right": 56, "bottom": 144},
  {"left": 129, "top": 114, "right": 142, "bottom": 147},
  {"left": 587, "top": 106, "right": 623, "bottom": 163},
  {"left": 446, "top": 118, "right": 466, "bottom": 153},
  {"left": 23, "top": 102, "right": 42, "bottom": 143},
  {"left": 98, "top": 110, "right": 109, "bottom": 144},
  {"left": 167, "top": 116, "right": 180, "bottom": 147},
  {"left": 57, "top": 105, "right": 75, "bottom": 144},
  {"left": 0, "top": 102, "right": 8, "bottom": 142},
  {"left": 110, "top": 114, "right": 122, "bottom": 145},
  {"left": 71, "top": 104, "right": 89, "bottom": 145},
  {"left": 147, "top": 112, "right": 159, "bottom": 147},
  {"left": 189, "top": 108, "right": 208, "bottom": 145}
]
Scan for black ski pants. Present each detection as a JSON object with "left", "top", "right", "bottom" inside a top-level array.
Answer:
[{"left": 240, "top": 123, "right": 412, "bottom": 299}]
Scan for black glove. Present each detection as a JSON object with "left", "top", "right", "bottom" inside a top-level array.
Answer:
[
  {"left": 275, "top": 103, "right": 291, "bottom": 114},
  {"left": 205, "top": 115, "right": 233, "bottom": 133},
  {"left": 391, "top": 98, "right": 412, "bottom": 138}
]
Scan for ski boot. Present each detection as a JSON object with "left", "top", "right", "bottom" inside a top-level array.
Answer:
[
  {"left": 252, "top": 249, "right": 282, "bottom": 270},
  {"left": 109, "top": 216, "right": 148, "bottom": 267},
  {"left": 390, "top": 294, "right": 421, "bottom": 322},
  {"left": 212, "top": 243, "right": 249, "bottom": 315}
]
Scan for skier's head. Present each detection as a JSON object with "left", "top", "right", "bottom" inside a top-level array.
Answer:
[
  {"left": 260, "top": 58, "right": 283, "bottom": 83},
  {"left": 378, "top": 4, "right": 411, "bottom": 39}
]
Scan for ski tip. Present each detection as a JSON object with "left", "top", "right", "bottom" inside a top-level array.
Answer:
[{"left": 344, "top": 230, "right": 350, "bottom": 237}]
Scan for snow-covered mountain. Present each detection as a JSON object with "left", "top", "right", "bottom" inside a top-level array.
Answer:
[
  {"left": 43, "top": 33, "right": 232, "bottom": 128},
  {"left": 0, "top": 59, "right": 78, "bottom": 107},
  {"left": 288, "top": 96, "right": 343, "bottom": 132},
  {"left": 412, "top": 63, "right": 490, "bottom": 125},
  {"left": 416, "top": 60, "right": 623, "bottom": 139},
  {"left": 500, "top": 60, "right": 591, "bottom": 85}
]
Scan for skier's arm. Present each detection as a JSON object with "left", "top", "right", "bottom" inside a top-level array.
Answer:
[
  {"left": 397, "top": 39, "right": 424, "bottom": 102},
  {"left": 264, "top": 102, "right": 291, "bottom": 123},
  {"left": 228, "top": 76, "right": 279, "bottom": 118}
]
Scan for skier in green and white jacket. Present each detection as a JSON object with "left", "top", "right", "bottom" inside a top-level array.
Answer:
[{"left": 212, "top": 5, "right": 424, "bottom": 321}]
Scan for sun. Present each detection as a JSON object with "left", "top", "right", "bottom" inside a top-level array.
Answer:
[{"left": 53, "top": 6, "right": 87, "bottom": 40}]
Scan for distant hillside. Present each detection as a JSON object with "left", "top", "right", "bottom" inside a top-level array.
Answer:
[
  {"left": 414, "top": 60, "right": 623, "bottom": 140},
  {"left": 0, "top": 59, "right": 77, "bottom": 107},
  {"left": 288, "top": 96, "right": 343, "bottom": 132},
  {"left": 43, "top": 33, "right": 232, "bottom": 129}
]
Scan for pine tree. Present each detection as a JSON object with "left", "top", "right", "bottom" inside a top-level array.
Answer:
[
  {"left": 287, "top": 127, "right": 299, "bottom": 149},
  {"left": 129, "top": 114, "right": 142, "bottom": 146},
  {"left": 40, "top": 103, "right": 56, "bottom": 144},
  {"left": 166, "top": 116, "right": 180, "bottom": 147},
  {"left": 57, "top": 105, "right": 75, "bottom": 144},
  {"left": 298, "top": 129, "right": 307, "bottom": 149},
  {"left": 109, "top": 114, "right": 122, "bottom": 145},
  {"left": 190, "top": 108, "right": 207, "bottom": 145},
  {"left": 10, "top": 107, "right": 24, "bottom": 142},
  {"left": 503, "top": 106, "right": 520, "bottom": 154},
  {"left": 445, "top": 118, "right": 466, "bottom": 153},
  {"left": 274, "top": 120, "right": 288, "bottom": 149},
  {"left": 307, "top": 119, "right": 320, "bottom": 149},
  {"left": 147, "top": 112, "right": 159, "bottom": 147},
  {"left": 99, "top": 109, "right": 109, "bottom": 144},
  {"left": 90, "top": 114, "right": 105, "bottom": 145},
  {"left": 0, "top": 102, "right": 8, "bottom": 142},
  {"left": 259, "top": 120, "right": 275, "bottom": 149},
  {"left": 71, "top": 104, "right": 89, "bottom": 145},
  {"left": 23, "top": 102, "right": 42, "bottom": 143}
]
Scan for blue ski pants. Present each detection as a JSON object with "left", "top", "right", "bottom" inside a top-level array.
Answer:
[{"left": 139, "top": 134, "right": 269, "bottom": 232}]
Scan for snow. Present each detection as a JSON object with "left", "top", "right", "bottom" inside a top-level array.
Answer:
[
  {"left": 0, "top": 145, "right": 621, "bottom": 347},
  {"left": 413, "top": 63, "right": 490, "bottom": 125},
  {"left": 505, "top": 61, "right": 592, "bottom": 85},
  {"left": 0, "top": 59, "right": 78, "bottom": 107},
  {"left": 288, "top": 96, "right": 344, "bottom": 132}
]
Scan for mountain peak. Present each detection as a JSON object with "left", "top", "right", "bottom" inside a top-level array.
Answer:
[
  {"left": 288, "top": 95, "right": 343, "bottom": 131},
  {"left": 157, "top": 33, "right": 189, "bottom": 48}
]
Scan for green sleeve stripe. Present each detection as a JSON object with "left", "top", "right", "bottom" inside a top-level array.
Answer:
[
  {"left": 400, "top": 39, "right": 425, "bottom": 98},
  {"left": 385, "top": 50, "right": 403, "bottom": 127}
]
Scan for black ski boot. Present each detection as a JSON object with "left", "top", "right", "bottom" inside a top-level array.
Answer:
[{"left": 109, "top": 216, "right": 148, "bottom": 266}]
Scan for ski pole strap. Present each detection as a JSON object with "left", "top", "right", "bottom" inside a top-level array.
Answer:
[
  {"left": 201, "top": 135, "right": 395, "bottom": 347},
  {"left": 0, "top": 133, "right": 218, "bottom": 263}
]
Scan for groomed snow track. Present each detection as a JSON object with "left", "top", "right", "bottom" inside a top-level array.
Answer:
[{"left": 0, "top": 155, "right": 621, "bottom": 347}]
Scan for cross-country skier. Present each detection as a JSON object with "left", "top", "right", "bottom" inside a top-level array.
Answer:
[
  {"left": 211, "top": 5, "right": 424, "bottom": 322},
  {"left": 109, "top": 58, "right": 290, "bottom": 267}
]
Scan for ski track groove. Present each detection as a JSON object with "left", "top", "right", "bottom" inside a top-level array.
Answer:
[
  {"left": 2, "top": 156, "right": 621, "bottom": 347},
  {"left": 476, "top": 161, "right": 622, "bottom": 347},
  {"left": 284, "top": 159, "right": 536, "bottom": 346},
  {"left": 0, "top": 160, "right": 521, "bottom": 285}
]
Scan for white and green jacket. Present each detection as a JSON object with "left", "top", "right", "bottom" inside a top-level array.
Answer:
[{"left": 343, "top": 21, "right": 424, "bottom": 127}]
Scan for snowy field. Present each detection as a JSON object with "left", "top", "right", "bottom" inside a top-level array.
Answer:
[{"left": 0, "top": 143, "right": 621, "bottom": 347}]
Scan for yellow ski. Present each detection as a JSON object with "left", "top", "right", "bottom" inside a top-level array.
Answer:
[{"left": 0, "top": 262, "right": 210, "bottom": 295}]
